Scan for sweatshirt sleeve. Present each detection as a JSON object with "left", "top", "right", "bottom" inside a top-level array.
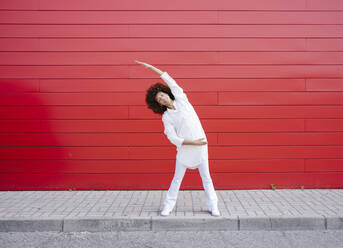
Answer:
[
  {"left": 160, "top": 72, "right": 188, "bottom": 101},
  {"left": 162, "top": 116, "right": 184, "bottom": 149}
]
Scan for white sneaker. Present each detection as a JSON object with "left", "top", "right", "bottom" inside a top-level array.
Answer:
[
  {"left": 161, "top": 208, "right": 172, "bottom": 216},
  {"left": 211, "top": 207, "right": 221, "bottom": 217}
]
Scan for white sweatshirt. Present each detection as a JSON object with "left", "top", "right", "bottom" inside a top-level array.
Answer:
[{"left": 160, "top": 71, "right": 208, "bottom": 169}]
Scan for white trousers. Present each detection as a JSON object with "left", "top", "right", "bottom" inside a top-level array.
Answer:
[{"left": 163, "top": 158, "right": 218, "bottom": 212}]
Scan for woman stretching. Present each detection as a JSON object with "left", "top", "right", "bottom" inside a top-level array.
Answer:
[{"left": 135, "top": 60, "right": 220, "bottom": 217}]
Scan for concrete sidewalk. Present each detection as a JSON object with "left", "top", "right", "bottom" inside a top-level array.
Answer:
[{"left": 0, "top": 189, "right": 342, "bottom": 232}]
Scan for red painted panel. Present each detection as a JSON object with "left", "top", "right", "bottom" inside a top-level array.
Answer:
[
  {"left": 308, "top": 39, "right": 343, "bottom": 51},
  {"left": 0, "top": 147, "right": 129, "bottom": 160},
  {"left": 218, "top": 133, "right": 343, "bottom": 146},
  {"left": 212, "top": 159, "right": 305, "bottom": 173},
  {"left": 0, "top": 0, "right": 39, "bottom": 10},
  {"left": 130, "top": 25, "right": 343, "bottom": 38},
  {"left": 41, "top": 78, "right": 304, "bottom": 92},
  {"left": 0, "top": 159, "right": 308, "bottom": 174},
  {"left": 36, "top": 0, "right": 307, "bottom": 11},
  {"left": 0, "top": 133, "right": 218, "bottom": 146},
  {"left": 0, "top": 25, "right": 130, "bottom": 37},
  {"left": 0, "top": 159, "right": 181, "bottom": 174},
  {"left": 0, "top": 0, "right": 342, "bottom": 190},
  {"left": 131, "top": 105, "right": 343, "bottom": 119},
  {"left": 214, "top": 172, "right": 343, "bottom": 189},
  {"left": 0, "top": 133, "right": 131, "bottom": 146},
  {"left": 2, "top": 11, "right": 343, "bottom": 25},
  {"left": 308, "top": 0, "right": 343, "bottom": 10},
  {"left": 0, "top": 119, "right": 305, "bottom": 133},
  {"left": 210, "top": 146, "right": 343, "bottom": 160},
  {"left": 0, "top": 38, "right": 39, "bottom": 50},
  {"left": 305, "top": 119, "right": 343, "bottom": 131},
  {"left": 0, "top": 92, "right": 217, "bottom": 105},
  {"left": 2, "top": 52, "right": 343, "bottom": 66},
  {"left": 0, "top": 120, "right": 40, "bottom": 132},
  {"left": 0, "top": 79, "right": 39, "bottom": 91},
  {"left": 0, "top": 172, "right": 341, "bottom": 190},
  {"left": 0, "top": 38, "right": 307, "bottom": 51},
  {"left": 204, "top": 119, "right": 304, "bottom": 132},
  {"left": 123, "top": 146, "right": 343, "bottom": 160},
  {"left": 0, "top": 145, "right": 291, "bottom": 160},
  {"left": 0, "top": 11, "right": 218, "bottom": 24},
  {"left": 307, "top": 79, "right": 343, "bottom": 91},
  {"left": 305, "top": 159, "right": 343, "bottom": 172},
  {"left": 219, "top": 92, "right": 343, "bottom": 105},
  {"left": 3, "top": 24, "right": 343, "bottom": 38},
  {"left": 219, "top": 11, "right": 343, "bottom": 24},
  {"left": 0, "top": 106, "right": 129, "bottom": 119}
]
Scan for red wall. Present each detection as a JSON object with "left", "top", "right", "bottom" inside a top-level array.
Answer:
[{"left": 1, "top": 0, "right": 343, "bottom": 190}]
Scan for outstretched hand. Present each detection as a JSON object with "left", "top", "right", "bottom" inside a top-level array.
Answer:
[{"left": 135, "top": 60, "right": 151, "bottom": 69}]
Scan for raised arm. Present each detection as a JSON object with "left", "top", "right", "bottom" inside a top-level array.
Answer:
[
  {"left": 135, "top": 60, "right": 188, "bottom": 101},
  {"left": 135, "top": 60, "right": 163, "bottom": 76}
]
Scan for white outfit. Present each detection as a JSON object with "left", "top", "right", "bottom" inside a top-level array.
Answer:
[
  {"left": 163, "top": 158, "right": 218, "bottom": 213},
  {"left": 159, "top": 72, "right": 218, "bottom": 213},
  {"left": 160, "top": 72, "right": 208, "bottom": 169}
]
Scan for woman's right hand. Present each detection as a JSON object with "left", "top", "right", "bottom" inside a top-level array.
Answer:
[{"left": 192, "top": 138, "right": 207, "bottom": 146}]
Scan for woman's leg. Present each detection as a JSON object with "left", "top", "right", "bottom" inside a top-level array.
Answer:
[
  {"left": 197, "top": 159, "right": 218, "bottom": 212},
  {"left": 162, "top": 158, "right": 187, "bottom": 212}
]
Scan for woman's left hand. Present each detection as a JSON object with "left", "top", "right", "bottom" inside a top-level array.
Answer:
[{"left": 135, "top": 60, "right": 151, "bottom": 69}]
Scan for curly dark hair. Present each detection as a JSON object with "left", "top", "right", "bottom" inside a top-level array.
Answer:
[{"left": 145, "top": 82, "right": 175, "bottom": 115}]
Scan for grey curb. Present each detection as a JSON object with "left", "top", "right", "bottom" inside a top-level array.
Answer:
[
  {"left": 326, "top": 216, "right": 343, "bottom": 230},
  {"left": 64, "top": 217, "right": 151, "bottom": 232},
  {"left": 0, "top": 218, "right": 63, "bottom": 232},
  {"left": 269, "top": 215, "right": 326, "bottom": 231},
  {"left": 151, "top": 216, "right": 238, "bottom": 231},
  {"left": 1, "top": 215, "right": 343, "bottom": 232}
]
